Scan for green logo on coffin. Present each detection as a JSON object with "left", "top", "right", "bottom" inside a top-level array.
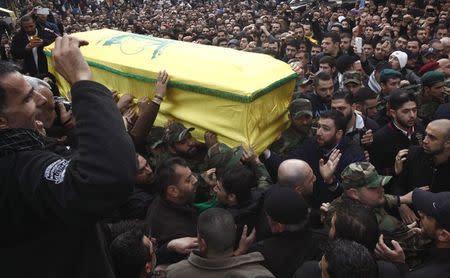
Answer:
[{"left": 99, "top": 34, "right": 174, "bottom": 59}]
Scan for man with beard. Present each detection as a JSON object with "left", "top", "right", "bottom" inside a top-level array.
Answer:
[
  {"left": 156, "top": 121, "right": 208, "bottom": 173},
  {"left": 306, "top": 72, "right": 335, "bottom": 118},
  {"left": 376, "top": 189, "right": 450, "bottom": 278},
  {"left": 11, "top": 15, "right": 57, "bottom": 76},
  {"left": 270, "top": 98, "right": 313, "bottom": 158},
  {"left": 146, "top": 157, "right": 200, "bottom": 265},
  {"left": 371, "top": 90, "right": 425, "bottom": 225},
  {"left": 394, "top": 119, "right": 450, "bottom": 194},
  {"left": 264, "top": 110, "right": 365, "bottom": 208},
  {"left": 109, "top": 154, "right": 157, "bottom": 221},
  {"left": 371, "top": 90, "right": 424, "bottom": 177},
  {"left": 331, "top": 91, "right": 378, "bottom": 147},
  {"left": 322, "top": 162, "right": 429, "bottom": 269},
  {"left": 375, "top": 69, "right": 402, "bottom": 126},
  {"left": 418, "top": 71, "right": 446, "bottom": 126}
]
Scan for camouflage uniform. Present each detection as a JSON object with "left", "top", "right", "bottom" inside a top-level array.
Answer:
[
  {"left": 270, "top": 98, "right": 313, "bottom": 158},
  {"left": 154, "top": 121, "right": 207, "bottom": 173},
  {"left": 327, "top": 162, "right": 431, "bottom": 269},
  {"left": 418, "top": 71, "right": 447, "bottom": 125},
  {"left": 205, "top": 143, "right": 272, "bottom": 190},
  {"left": 144, "top": 126, "right": 166, "bottom": 169}
]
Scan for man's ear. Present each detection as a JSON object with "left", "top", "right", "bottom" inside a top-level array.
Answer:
[
  {"left": 346, "top": 188, "right": 359, "bottom": 200},
  {"left": 144, "top": 262, "right": 152, "bottom": 275},
  {"left": 0, "top": 116, "right": 8, "bottom": 129},
  {"left": 167, "top": 185, "right": 179, "bottom": 199},
  {"left": 437, "top": 228, "right": 450, "bottom": 244},
  {"left": 227, "top": 193, "right": 236, "bottom": 204}
]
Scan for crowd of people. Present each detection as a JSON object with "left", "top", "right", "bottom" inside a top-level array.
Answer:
[{"left": 1, "top": 0, "right": 450, "bottom": 277}]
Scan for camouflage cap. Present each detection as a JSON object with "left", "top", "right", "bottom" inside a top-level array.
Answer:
[
  {"left": 289, "top": 98, "right": 312, "bottom": 118},
  {"left": 146, "top": 126, "right": 165, "bottom": 149},
  {"left": 205, "top": 143, "right": 243, "bottom": 170},
  {"left": 163, "top": 121, "right": 195, "bottom": 145},
  {"left": 343, "top": 71, "right": 362, "bottom": 85},
  {"left": 341, "top": 162, "right": 392, "bottom": 189}
]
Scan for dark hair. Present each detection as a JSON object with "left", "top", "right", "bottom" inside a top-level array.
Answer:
[
  {"left": 156, "top": 157, "right": 188, "bottom": 198},
  {"left": 20, "top": 15, "right": 35, "bottom": 24},
  {"left": 340, "top": 32, "right": 352, "bottom": 40},
  {"left": 198, "top": 208, "right": 236, "bottom": 255},
  {"left": 110, "top": 228, "right": 151, "bottom": 278},
  {"left": 0, "top": 62, "right": 19, "bottom": 113},
  {"left": 320, "top": 110, "right": 347, "bottom": 133},
  {"left": 323, "top": 32, "right": 341, "bottom": 43},
  {"left": 286, "top": 39, "right": 300, "bottom": 49},
  {"left": 217, "top": 164, "right": 255, "bottom": 204},
  {"left": 332, "top": 91, "right": 354, "bottom": 105},
  {"left": 333, "top": 199, "right": 380, "bottom": 252},
  {"left": 313, "top": 71, "right": 333, "bottom": 87},
  {"left": 319, "top": 56, "right": 336, "bottom": 68},
  {"left": 388, "top": 89, "right": 417, "bottom": 111},
  {"left": 353, "top": 88, "right": 378, "bottom": 103},
  {"left": 325, "top": 239, "right": 378, "bottom": 278}
]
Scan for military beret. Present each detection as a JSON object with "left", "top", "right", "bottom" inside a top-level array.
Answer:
[
  {"left": 418, "top": 61, "right": 440, "bottom": 76},
  {"left": 380, "top": 69, "right": 402, "bottom": 83},
  {"left": 421, "top": 71, "right": 445, "bottom": 87}
]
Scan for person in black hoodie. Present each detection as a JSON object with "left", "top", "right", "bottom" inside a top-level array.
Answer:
[
  {"left": 0, "top": 36, "right": 136, "bottom": 277},
  {"left": 249, "top": 187, "right": 326, "bottom": 278}
]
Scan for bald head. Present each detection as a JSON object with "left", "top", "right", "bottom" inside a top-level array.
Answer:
[
  {"left": 429, "top": 119, "right": 450, "bottom": 140},
  {"left": 438, "top": 59, "right": 450, "bottom": 77},
  {"left": 278, "top": 159, "right": 315, "bottom": 195}
]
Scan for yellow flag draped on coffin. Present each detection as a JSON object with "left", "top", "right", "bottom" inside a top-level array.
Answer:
[{"left": 45, "top": 29, "right": 296, "bottom": 153}]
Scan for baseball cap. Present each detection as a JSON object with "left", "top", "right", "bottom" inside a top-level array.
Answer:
[
  {"left": 413, "top": 189, "right": 450, "bottom": 231},
  {"left": 205, "top": 143, "right": 243, "bottom": 170},
  {"left": 163, "top": 121, "right": 195, "bottom": 145},
  {"left": 146, "top": 126, "right": 165, "bottom": 149},
  {"left": 341, "top": 162, "right": 392, "bottom": 189},
  {"left": 289, "top": 98, "right": 312, "bottom": 118},
  {"left": 343, "top": 71, "right": 362, "bottom": 85}
]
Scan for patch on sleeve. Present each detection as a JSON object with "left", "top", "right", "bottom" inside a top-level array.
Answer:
[{"left": 44, "top": 159, "right": 70, "bottom": 184}]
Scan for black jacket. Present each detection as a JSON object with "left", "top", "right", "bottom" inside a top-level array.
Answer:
[
  {"left": 305, "top": 92, "right": 331, "bottom": 119},
  {"left": 394, "top": 146, "right": 450, "bottom": 194},
  {"left": 0, "top": 81, "right": 136, "bottom": 277},
  {"left": 265, "top": 137, "right": 365, "bottom": 208},
  {"left": 11, "top": 26, "right": 57, "bottom": 76},
  {"left": 250, "top": 229, "right": 326, "bottom": 278},
  {"left": 370, "top": 121, "right": 424, "bottom": 176},
  {"left": 146, "top": 196, "right": 198, "bottom": 265},
  {"left": 293, "top": 259, "right": 403, "bottom": 278},
  {"left": 407, "top": 248, "right": 450, "bottom": 278}
]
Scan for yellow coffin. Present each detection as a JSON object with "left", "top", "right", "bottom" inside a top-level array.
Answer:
[{"left": 44, "top": 29, "right": 296, "bottom": 153}]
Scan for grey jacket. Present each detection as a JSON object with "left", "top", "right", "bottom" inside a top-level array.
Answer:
[{"left": 166, "top": 251, "right": 275, "bottom": 278}]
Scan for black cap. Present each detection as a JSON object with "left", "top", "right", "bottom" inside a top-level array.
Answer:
[
  {"left": 413, "top": 189, "right": 450, "bottom": 231},
  {"left": 264, "top": 187, "right": 308, "bottom": 225}
]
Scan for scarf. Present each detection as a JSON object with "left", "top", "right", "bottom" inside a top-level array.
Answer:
[
  {"left": 368, "top": 71, "right": 381, "bottom": 94},
  {"left": 0, "top": 128, "right": 48, "bottom": 157}
]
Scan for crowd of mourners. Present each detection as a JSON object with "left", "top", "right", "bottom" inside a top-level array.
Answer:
[{"left": 1, "top": 0, "right": 450, "bottom": 277}]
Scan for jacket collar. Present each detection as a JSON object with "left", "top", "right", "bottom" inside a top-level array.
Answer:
[{"left": 187, "top": 251, "right": 265, "bottom": 270}]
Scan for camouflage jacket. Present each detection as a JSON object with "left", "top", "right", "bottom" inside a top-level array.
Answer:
[{"left": 270, "top": 126, "right": 311, "bottom": 158}]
